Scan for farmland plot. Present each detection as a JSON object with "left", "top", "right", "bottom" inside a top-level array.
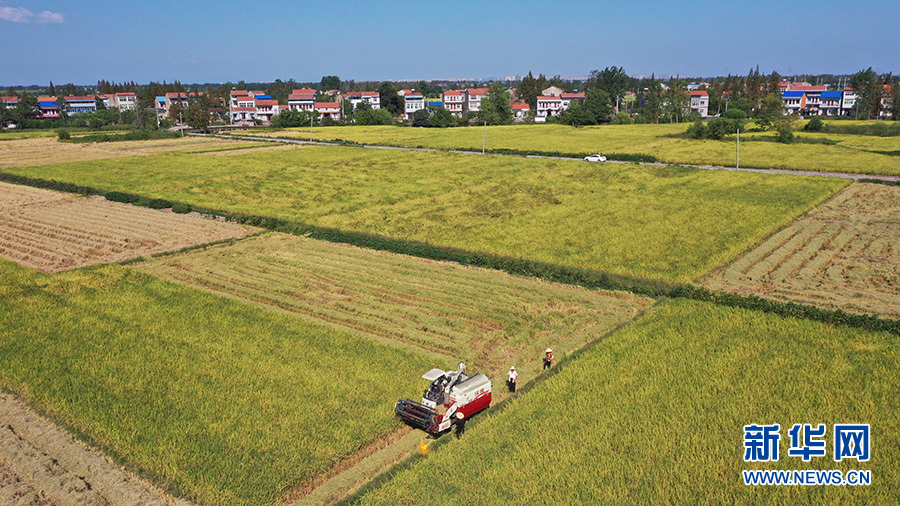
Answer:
[
  {"left": 357, "top": 299, "right": 900, "bottom": 504},
  {"left": 137, "top": 233, "right": 652, "bottom": 383},
  {"left": 705, "top": 183, "right": 900, "bottom": 318},
  {"left": 0, "top": 136, "right": 258, "bottom": 169},
  {"left": 0, "top": 261, "right": 434, "bottom": 505},
  {"left": 0, "top": 182, "right": 254, "bottom": 272},
  {"left": 4, "top": 147, "right": 847, "bottom": 283}
]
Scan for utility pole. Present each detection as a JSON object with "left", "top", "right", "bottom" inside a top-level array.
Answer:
[
  {"left": 482, "top": 119, "right": 486, "bottom": 154},
  {"left": 310, "top": 108, "right": 313, "bottom": 142},
  {"left": 736, "top": 127, "right": 740, "bottom": 169}
]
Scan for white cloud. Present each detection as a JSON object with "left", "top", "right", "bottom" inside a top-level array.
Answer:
[
  {"left": 0, "top": 6, "right": 64, "bottom": 23},
  {"left": 36, "top": 10, "right": 63, "bottom": 23},
  {"left": 0, "top": 6, "right": 32, "bottom": 23}
]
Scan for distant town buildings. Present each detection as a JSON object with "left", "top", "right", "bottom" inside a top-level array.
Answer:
[{"left": 3, "top": 76, "right": 894, "bottom": 128}]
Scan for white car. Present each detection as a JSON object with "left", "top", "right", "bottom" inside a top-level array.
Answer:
[{"left": 584, "top": 154, "right": 607, "bottom": 162}]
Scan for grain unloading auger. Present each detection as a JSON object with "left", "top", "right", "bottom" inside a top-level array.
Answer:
[{"left": 395, "top": 363, "right": 492, "bottom": 434}]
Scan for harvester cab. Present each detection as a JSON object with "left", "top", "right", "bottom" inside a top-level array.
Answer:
[{"left": 395, "top": 362, "right": 491, "bottom": 434}]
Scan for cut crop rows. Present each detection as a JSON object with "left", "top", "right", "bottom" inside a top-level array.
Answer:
[
  {"left": 706, "top": 183, "right": 900, "bottom": 318},
  {"left": 138, "top": 233, "right": 652, "bottom": 380},
  {"left": 0, "top": 183, "right": 255, "bottom": 272}
]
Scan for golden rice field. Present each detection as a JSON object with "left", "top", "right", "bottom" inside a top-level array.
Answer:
[
  {"left": 137, "top": 232, "right": 652, "bottom": 386},
  {"left": 357, "top": 299, "right": 900, "bottom": 504},
  {"left": 705, "top": 183, "right": 900, "bottom": 318},
  {"left": 0, "top": 182, "right": 255, "bottom": 273},
  {"left": 255, "top": 123, "right": 900, "bottom": 175},
  {"left": 2, "top": 146, "right": 847, "bottom": 283},
  {"left": 0, "top": 260, "right": 435, "bottom": 505},
  {"left": 0, "top": 135, "right": 260, "bottom": 169}
]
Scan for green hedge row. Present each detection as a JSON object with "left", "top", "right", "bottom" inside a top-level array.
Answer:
[
  {"left": 69, "top": 130, "right": 180, "bottom": 144},
  {"left": 2, "top": 170, "right": 897, "bottom": 336},
  {"left": 279, "top": 135, "right": 660, "bottom": 163}
]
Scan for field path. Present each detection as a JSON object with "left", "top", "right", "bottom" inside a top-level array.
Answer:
[
  {"left": 0, "top": 393, "right": 192, "bottom": 506},
  {"left": 195, "top": 133, "right": 900, "bottom": 182}
]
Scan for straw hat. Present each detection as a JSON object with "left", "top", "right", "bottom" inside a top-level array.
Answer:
[
  {"left": 510, "top": 366, "right": 515, "bottom": 370},
  {"left": 546, "top": 348, "right": 552, "bottom": 353}
]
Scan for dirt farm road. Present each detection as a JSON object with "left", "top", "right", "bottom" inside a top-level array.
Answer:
[{"left": 194, "top": 133, "right": 900, "bottom": 183}]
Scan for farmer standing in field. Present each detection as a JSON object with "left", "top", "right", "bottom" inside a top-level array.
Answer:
[
  {"left": 507, "top": 366, "right": 518, "bottom": 393},
  {"left": 543, "top": 348, "right": 554, "bottom": 371},
  {"left": 454, "top": 411, "right": 466, "bottom": 439}
]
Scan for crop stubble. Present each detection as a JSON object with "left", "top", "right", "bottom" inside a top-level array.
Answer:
[
  {"left": 138, "top": 233, "right": 651, "bottom": 381},
  {"left": 0, "top": 182, "right": 255, "bottom": 273},
  {"left": 706, "top": 183, "right": 900, "bottom": 318}
]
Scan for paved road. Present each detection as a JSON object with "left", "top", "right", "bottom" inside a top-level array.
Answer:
[{"left": 192, "top": 133, "right": 900, "bottom": 183}]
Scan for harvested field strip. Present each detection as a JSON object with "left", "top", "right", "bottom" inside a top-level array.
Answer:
[
  {"left": 0, "top": 393, "right": 188, "bottom": 506},
  {"left": 0, "top": 181, "right": 75, "bottom": 208},
  {"left": 0, "top": 261, "right": 435, "bottom": 505},
  {"left": 356, "top": 299, "right": 900, "bottom": 504},
  {"left": 137, "top": 233, "right": 652, "bottom": 380},
  {"left": 705, "top": 182, "right": 900, "bottom": 318},
  {"left": 0, "top": 184, "right": 256, "bottom": 273}
]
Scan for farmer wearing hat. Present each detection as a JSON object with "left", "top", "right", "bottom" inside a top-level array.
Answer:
[
  {"left": 543, "top": 348, "right": 554, "bottom": 371},
  {"left": 454, "top": 411, "right": 467, "bottom": 439},
  {"left": 506, "top": 366, "right": 518, "bottom": 393}
]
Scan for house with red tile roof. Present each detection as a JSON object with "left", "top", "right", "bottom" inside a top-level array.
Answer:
[
  {"left": 38, "top": 96, "right": 60, "bottom": 119},
  {"left": 315, "top": 101, "right": 341, "bottom": 121},
  {"left": 288, "top": 89, "right": 316, "bottom": 111},
  {"left": 347, "top": 91, "right": 380, "bottom": 110},
  {"left": 689, "top": 90, "right": 708, "bottom": 117},
  {"left": 465, "top": 88, "right": 489, "bottom": 113},
  {"left": 511, "top": 99, "right": 530, "bottom": 120},
  {"left": 442, "top": 90, "right": 464, "bottom": 116}
]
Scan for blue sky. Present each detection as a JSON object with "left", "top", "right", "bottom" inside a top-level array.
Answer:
[{"left": 2, "top": 0, "right": 898, "bottom": 85}]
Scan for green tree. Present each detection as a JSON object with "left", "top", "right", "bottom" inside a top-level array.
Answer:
[
  {"left": 641, "top": 77, "right": 664, "bottom": 123},
  {"left": 518, "top": 71, "right": 548, "bottom": 110},
  {"left": 270, "top": 109, "right": 303, "bottom": 128},
  {"left": 184, "top": 98, "right": 212, "bottom": 130},
  {"left": 430, "top": 107, "right": 454, "bottom": 128},
  {"left": 167, "top": 101, "right": 184, "bottom": 124},
  {"left": 588, "top": 66, "right": 631, "bottom": 104},
  {"left": 378, "top": 82, "right": 403, "bottom": 116},
  {"left": 478, "top": 82, "right": 513, "bottom": 125},
  {"left": 320, "top": 76, "right": 341, "bottom": 91},
  {"left": 583, "top": 89, "right": 612, "bottom": 123},
  {"left": 849, "top": 68, "right": 877, "bottom": 119},
  {"left": 95, "top": 96, "right": 107, "bottom": 110},
  {"left": 662, "top": 81, "right": 690, "bottom": 123},
  {"left": 16, "top": 94, "right": 41, "bottom": 125},
  {"left": 755, "top": 94, "right": 785, "bottom": 130},
  {"left": 557, "top": 99, "right": 595, "bottom": 126}
]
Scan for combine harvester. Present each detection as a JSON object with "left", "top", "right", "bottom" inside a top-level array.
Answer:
[{"left": 395, "top": 363, "right": 491, "bottom": 434}]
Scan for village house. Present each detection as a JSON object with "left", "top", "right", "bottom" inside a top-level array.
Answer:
[
  {"left": 347, "top": 91, "right": 380, "bottom": 110},
  {"left": 465, "top": 88, "right": 489, "bottom": 113},
  {"left": 511, "top": 99, "right": 530, "bottom": 120},
  {"left": 442, "top": 90, "right": 465, "bottom": 116},
  {"left": 288, "top": 88, "right": 316, "bottom": 112},
  {"left": 400, "top": 90, "right": 425, "bottom": 119},
  {"left": 315, "top": 102, "right": 341, "bottom": 121},
  {"left": 689, "top": 90, "right": 709, "bottom": 117}
]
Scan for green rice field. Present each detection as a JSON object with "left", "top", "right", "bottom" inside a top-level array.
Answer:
[
  {"left": 357, "top": 299, "right": 900, "bottom": 504},
  {"left": 254, "top": 123, "right": 900, "bottom": 176},
  {"left": 3, "top": 146, "right": 847, "bottom": 283},
  {"left": 0, "top": 259, "right": 434, "bottom": 505}
]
